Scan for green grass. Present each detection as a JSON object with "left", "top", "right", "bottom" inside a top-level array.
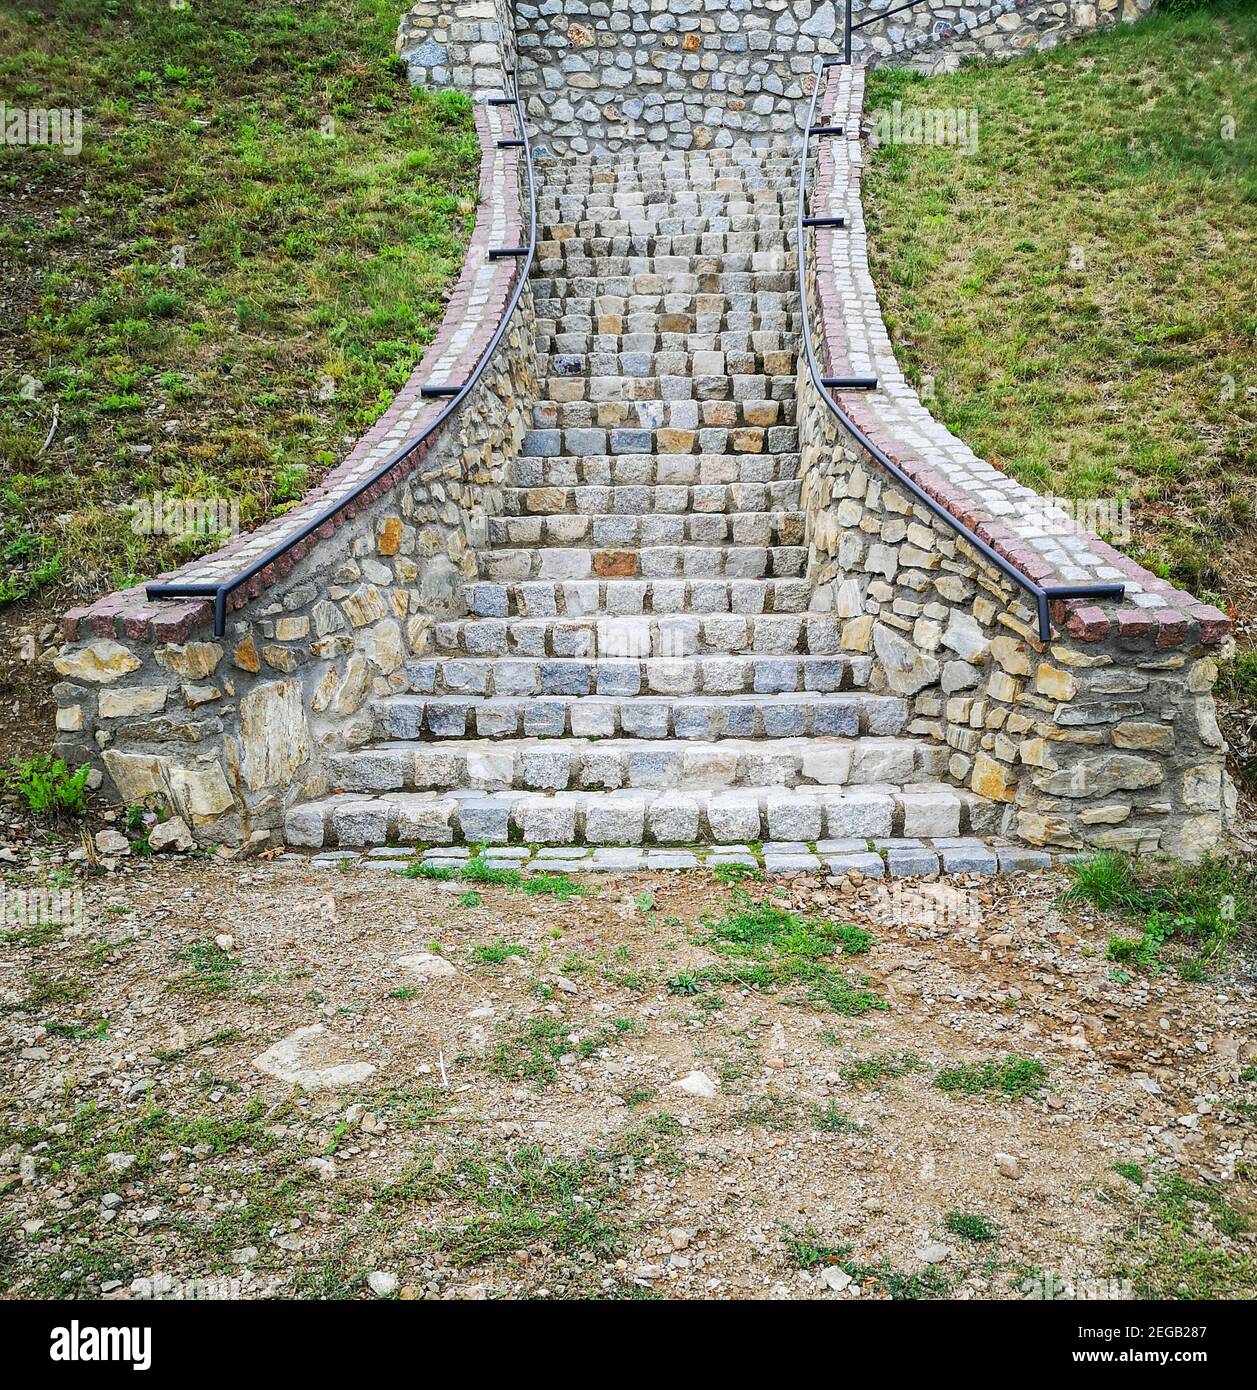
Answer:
[
  {"left": 811, "top": 1101, "right": 861, "bottom": 1133},
  {"left": 842, "top": 1050, "right": 927, "bottom": 1085},
  {"left": 0, "top": 0, "right": 477, "bottom": 607},
  {"left": 3, "top": 755, "right": 90, "bottom": 816},
  {"left": 167, "top": 939, "right": 239, "bottom": 997},
  {"left": 945, "top": 1211, "right": 998, "bottom": 1242},
  {"left": 397, "top": 862, "right": 457, "bottom": 881},
  {"left": 684, "top": 889, "right": 885, "bottom": 1017},
  {"left": 489, "top": 1014, "right": 637, "bottom": 1087},
  {"left": 1111, "top": 1173, "right": 1256, "bottom": 1298},
  {"left": 472, "top": 941, "right": 529, "bottom": 965},
  {"left": 1113, "top": 1161, "right": 1146, "bottom": 1186},
  {"left": 460, "top": 856, "right": 522, "bottom": 887},
  {"left": 933, "top": 1055, "right": 1048, "bottom": 1100},
  {"left": 864, "top": 3, "right": 1256, "bottom": 630},
  {"left": 523, "top": 872, "right": 589, "bottom": 901},
  {"left": 1063, "top": 851, "right": 1255, "bottom": 967}
]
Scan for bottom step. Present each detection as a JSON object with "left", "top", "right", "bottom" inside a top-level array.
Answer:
[
  {"left": 293, "top": 839, "right": 1055, "bottom": 879},
  {"left": 285, "top": 783, "right": 1011, "bottom": 850}
]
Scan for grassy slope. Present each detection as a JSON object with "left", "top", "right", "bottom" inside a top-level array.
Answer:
[
  {"left": 0, "top": 0, "right": 478, "bottom": 606},
  {"left": 863, "top": 5, "right": 1257, "bottom": 624}
]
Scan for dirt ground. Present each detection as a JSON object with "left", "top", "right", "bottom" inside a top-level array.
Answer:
[{"left": 1, "top": 852, "right": 1254, "bottom": 1301}]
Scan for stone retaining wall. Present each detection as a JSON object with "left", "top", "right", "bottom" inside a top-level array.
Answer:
[
  {"left": 53, "top": 102, "right": 537, "bottom": 849},
  {"left": 399, "top": 0, "right": 1152, "bottom": 157},
  {"left": 798, "top": 64, "right": 1233, "bottom": 860}
]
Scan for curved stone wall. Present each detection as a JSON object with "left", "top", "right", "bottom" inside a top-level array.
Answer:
[
  {"left": 53, "top": 99, "right": 537, "bottom": 848},
  {"left": 399, "top": 0, "right": 1153, "bottom": 157},
  {"left": 797, "top": 64, "right": 1232, "bottom": 860}
]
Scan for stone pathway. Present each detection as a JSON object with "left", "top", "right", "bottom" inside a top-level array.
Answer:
[{"left": 286, "top": 144, "right": 1014, "bottom": 857}]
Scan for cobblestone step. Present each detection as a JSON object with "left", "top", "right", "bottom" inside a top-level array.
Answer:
[
  {"left": 479, "top": 544, "right": 808, "bottom": 582},
  {"left": 426, "top": 612, "right": 847, "bottom": 659},
  {"left": 404, "top": 653, "right": 873, "bottom": 698},
  {"left": 511, "top": 453, "right": 800, "bottom": 486},
  {"left": 462, "top": 576, "right": 812, "bottom": 617},
  {"left": 327, "top": 736, "right": 945, "bottom": 796},
  {"left": 488, "top": 511, "right": 804, "bottom": 551},
  {"left": 503, "top": 481, "right": 801, "bottom": 515},
  {"left": 287, "top": 784, "right": 1008, "bottom": 851},
  {"left": 372, "top": 692, "right": 908, "bottom": 741}
]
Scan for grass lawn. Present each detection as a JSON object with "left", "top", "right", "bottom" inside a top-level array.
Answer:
[
  {"left": 863, "top": 3, "right": 1256, "bottom": 628},
  {"left": 0, "top": 0, "right": 478, "bottom": 608}
]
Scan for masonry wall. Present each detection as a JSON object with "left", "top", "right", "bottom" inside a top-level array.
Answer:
[{"left": 399, "top": 0, "right": 1153, "bottom": 157}]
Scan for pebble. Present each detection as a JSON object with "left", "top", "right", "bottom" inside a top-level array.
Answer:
[
  {"left": 368, "top": 1271, "right": 399, "bottom": 1296},
  {"left": 670, "top": 1070, "right": 718, "bottom": 1099}
]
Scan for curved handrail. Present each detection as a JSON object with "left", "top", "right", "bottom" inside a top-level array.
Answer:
[
  {"left": 146, "top": 82, "right": 539, "bottom": 637},
  {"left": 796, "top": 62, "right": 1124, "bottom": 643}
]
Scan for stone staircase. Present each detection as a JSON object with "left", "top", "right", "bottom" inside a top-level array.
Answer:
[{"left": 285, "top": 147, "right": 1015, "bottom": 872}]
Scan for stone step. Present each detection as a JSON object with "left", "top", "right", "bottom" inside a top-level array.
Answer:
[
  {"left": 403, "top": 653, "right": 873, "bottom": 698},
  {"left": 534, "top": 338, "right": 798, "bottom": 371},
  {"left": 520, "top": 424, "right": 799, "bottom": 459},
  {"left": 535, "top": 350, "right": 797, "bottom": 384},
  {"left": 328, "top": 737, "right": 945, "bottom": 796},
  {"left": 542, "top": 377, "right": 797, "bottom": 412},
  {"left": 462, "top": 576, "right": 812, "bottom": 617},
  {"left": 427, "top": 612, "right": 849, "bottom": 660},
  {"left": 287, "top": 783, "right": 1006, "bottom": 851},
  {"left": 488, "top": 511, "right": 804, "bottom": 551},
  {"left": 477, "top": 544, "right": 809, "bottom": 582},
  {"left": 300, "top": 837, "right": 1044, "bottom": 877},
  {"left": 511, "top": 452, "right": 800, "bottom": 487},
  {"left": 371, "top": 691, "right": 908, "bottom": 742},
  {"left": 502, "top": 480, "right": 801, "bottom": 515}
]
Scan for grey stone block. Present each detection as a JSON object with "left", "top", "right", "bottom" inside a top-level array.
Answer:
[
  {"left": 456, "top": 799, "right": 512, "bottom": 844},
  {"left": 886, "top": 847, "right": 940, "bottom": 878}
]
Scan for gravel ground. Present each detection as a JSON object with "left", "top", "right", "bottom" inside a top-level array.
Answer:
[{"left": 2, "top": 851, "right": 1255, "bottom": 1301}]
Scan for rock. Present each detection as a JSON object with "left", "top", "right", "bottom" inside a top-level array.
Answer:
[
  {"left": 670, "top": 1070, "right": 718, "bottom": 1098},
  {"left": 104, "top": 1152, "right": 136, "bottom": 1174},
  {"left": 53, "top": 640, "right": 142, "bottom": 684},
  {"left": 94, "top": 829, "right": 130, "bottom": 856},
  {"left": 873, "top": 623, "right": 940, "bottom": 696},
  {"left": 995, "top": 1152, "right": 1020, "bottom": 1179},
  {"left": 215, "top": 933, "right": 235, "bottom": 952},
  {"left": 368, "top": 1270, "right": 399, "bottom": 1297},
  {"left": 396, "top": 952, "right": 457, "bottom": 981},
  {"left": 148, "top": 816, "right": 193, "bottom": 853},
  {"left": 917, "top": 1243, "right": 951, "bottom": 1264},
  {"left": 239, "top": 680, "right": 310, "bottom": 791},
  {"left": 820, "top": 1266, "right": 852, "bottom": 1291},
  {"left": 667, "top": 1228, "right": 690, "bottom": 1251},
  {"left": 252, "top": 1024, "right": 376, "bottom": 1090},
  {"left": 231, "top": 1246, "right": 258, "bottom": 1265}
]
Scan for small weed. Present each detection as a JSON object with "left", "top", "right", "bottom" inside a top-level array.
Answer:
[
  {"left": 712, "top": 862, "right": 763, "bottom": 885},
  {"left": 457, "top": 891, "right": 481, "bottom": 909},
  {"left": 398, "top": 863, "right": 456, "bottom": 881},
  {"left": 946, "top": 1211, "right": 998, "bottom": 1242},
  {"left": 812, "top": 1102, "right": 861, "bottom": 1133},
  {"left": 168, "top": 940, "right": 239, "bottom": 997},
  {"left": 843, "top": 1051, "right": 926, "bottom": 1085},
  {"left": 5, "top": 756, "right": 90, "bottom": 817},
  {"left": 473, "top": 942, "right": 529, "bottom": 965},
  {"left": 933, "top": 1055, "right": 1048, "bottom": 1100},
  {"left": 461, "top": 857, "right": 522, "bottom": 887},
  {"left": 1113, "top": 1162, "right": 1146, "bottom": 1186},
  {"left": 730, "top": 1094, "right": 799, "bottom": 1131},
  {"left": 524, "top": 872, "right": 588, "bottom": 901}
]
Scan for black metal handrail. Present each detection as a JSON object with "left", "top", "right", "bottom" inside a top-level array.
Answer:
[
  {"left": 796, "top": 60, "right": 1123, "bottom": 642},
  {"left": 841, "top": 0, "right": 977, "bottom": 63},
  {"left": 146, "top": 77, "right": 539, "bottom": 637}
]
